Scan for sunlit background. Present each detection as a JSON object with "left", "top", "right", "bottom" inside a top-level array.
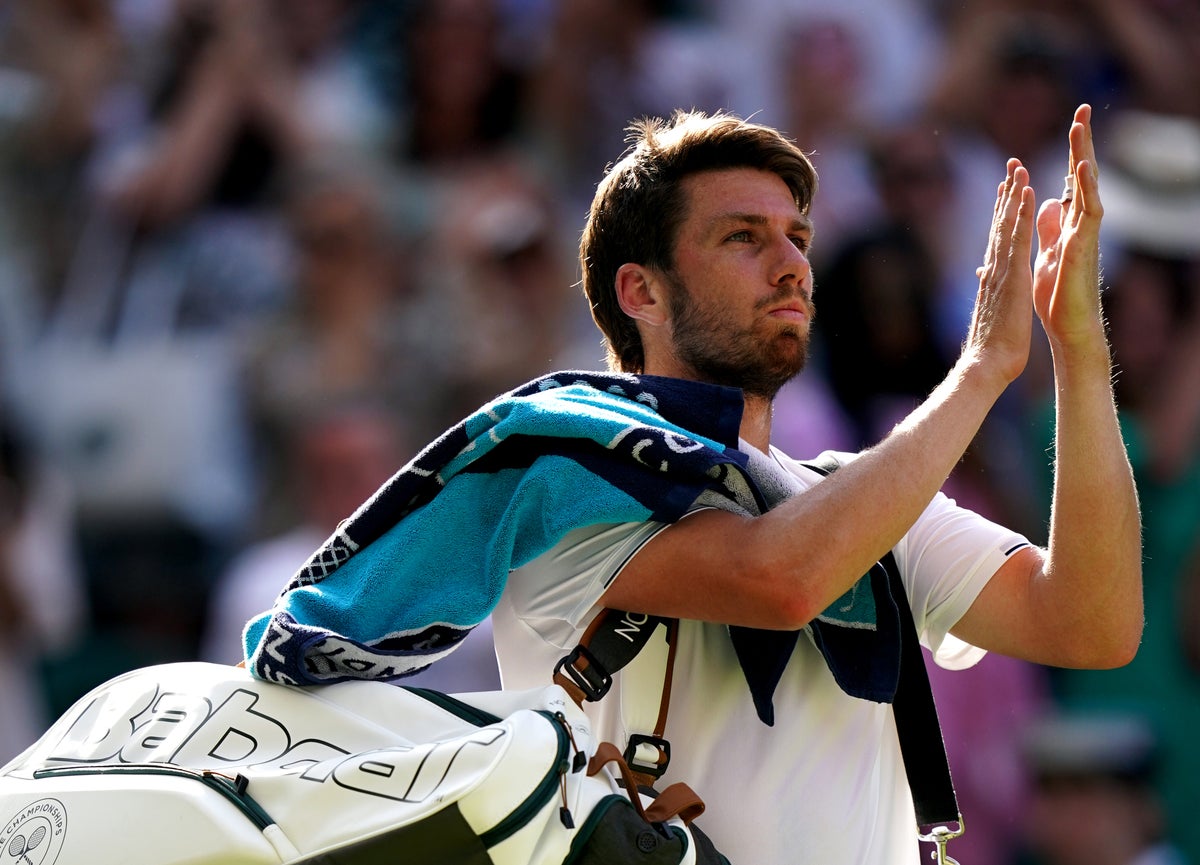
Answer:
[{"left": 1, "top": 2, "right": 1198, "bottom": 863}]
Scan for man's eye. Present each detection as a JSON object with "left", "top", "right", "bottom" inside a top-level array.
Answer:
[
  {"left": 727, "top": 230, "right": 752, "bottom": 242},
  {"left": 790, "top": 236, "right": 810, "bottom": 252}
]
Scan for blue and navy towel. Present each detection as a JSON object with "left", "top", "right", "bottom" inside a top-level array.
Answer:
[{"left": 243, "top": 371, "right": 903, "bottom": 724}]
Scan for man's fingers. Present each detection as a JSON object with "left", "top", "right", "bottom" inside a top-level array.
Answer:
[
  {"left": 1076, "top": 158, "right": 1101, "bottom": 217},
  {"left": 1063, "top": 105, "right": 1100, "bottom": 228},
  {"left": 999, "top": 162, "right": 1029, "bottom": 252},
  {"left": 980, "top": 160, "right": 1030, "bottom": 287},
  {"left": 981, "top": 175, "right": 1008, "bottom": 280},
  {"left": 1072, "top": 104, "right": 1097, "bottom": 177},
  {"left": 1010, "top": 185, "right": 1036, "bottom": 256}
]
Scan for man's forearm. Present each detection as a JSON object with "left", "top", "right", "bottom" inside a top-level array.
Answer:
[
  {"left": 751, "top": 352, "right": 1013, "bottom": 622},
  {"left": 1041, "top": 338, "right": 1143, "bottom": 664},
  {"left": 755, "top": 162, "right": 1037, "bottom": 622}
]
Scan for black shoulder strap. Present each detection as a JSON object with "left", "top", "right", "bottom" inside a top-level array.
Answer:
[
  {"left": 803, "top": 454, "right": 960, "bottom": 830},
  {"left": 554, "top": 608, "right": 671, "bottom": 705},
  {"left": 554, "top": 609, "right": 677, "bottom": 784}
]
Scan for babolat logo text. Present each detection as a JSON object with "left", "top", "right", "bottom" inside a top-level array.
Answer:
[
  {"left": 0, "top": 798, "right": 67, "bottom": 865},
  {"left": 24, "top": 672, "right": 516, "bottom": 806},
  {"left": 43, "top": 684, "right": 350, "bottom": 771}
]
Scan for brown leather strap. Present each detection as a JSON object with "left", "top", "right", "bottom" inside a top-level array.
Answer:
[
  {"left": 589, "top": 744, "right": 708, "bottom": 827},
  {"left": 554, "top": 608, "right": 670, "bottom": 708},
  {"left": 588, "top": 742, "right": 650, "bottom": 822},
  {"left": 552, "top": 667, "right": 588, "bottom": 708},
  {"left": 558, "top": 610, "right": 680, "bottom": 787},
  {"left": 644, "top": 782, "right": 706, "bottom": 825},
  {"left": 651, "top": 618, "right": 678, "bottom": 738}
]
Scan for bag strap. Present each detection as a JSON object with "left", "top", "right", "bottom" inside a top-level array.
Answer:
[
  {"left": 802, "top": 454, "right": 961, "bottom": 832},
  {"left": 554, "top": 609, "right": 678, "bottom": 786}
]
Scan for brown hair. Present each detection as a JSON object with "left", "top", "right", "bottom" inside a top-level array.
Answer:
[{"left": 580, "top": 110, "right": 818, "bottom": 372}]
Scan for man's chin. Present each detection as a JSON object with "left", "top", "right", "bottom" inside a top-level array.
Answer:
[
  {"left": 739, "top": 358, "right": 806, "bottom": 400},
  {"left": 767, "top": 336, "right": 809, "bottom": 376}
]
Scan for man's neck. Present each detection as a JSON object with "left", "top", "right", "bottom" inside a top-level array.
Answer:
[{"left": 739, "top": 394, "right": 773, "bottom": 454}]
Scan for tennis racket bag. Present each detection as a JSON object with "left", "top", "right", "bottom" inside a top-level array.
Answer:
[{"left": 0, "top": 662, "right": 725, "bottom": 865}]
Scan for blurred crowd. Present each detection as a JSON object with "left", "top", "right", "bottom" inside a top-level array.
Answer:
[{"left": 1, "top": 1, "right": 1199, "bottom": 862}]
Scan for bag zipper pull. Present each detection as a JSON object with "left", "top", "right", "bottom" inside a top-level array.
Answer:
[
  {"left": 555, "top": 711, "right": 587, "bottom": 773},
  {"left": 552, "top": 712, "right": 581, "bottom": 828},
  {"left": 558, "top": 765, "right": 575, "bottom": 829}
]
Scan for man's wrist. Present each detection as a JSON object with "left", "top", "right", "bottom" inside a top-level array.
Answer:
[
  {"left": 952, "top": 349, "right": 1020, "bottom": 403},
  {"left": 1046, "top": 323, "right": 1113, "bottom": 376}
]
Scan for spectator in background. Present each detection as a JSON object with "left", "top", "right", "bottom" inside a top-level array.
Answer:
[
  {"left": 402, "top": 155, "right": 603, "bottom": 434},
  {"left": 1054, "top": 0, "right": 1200, "bottom": 118},
  {"left": 395, "top": 0, "right": 527, "bottom": 170},
  {"left": 241, "top": 158, "right": 416, "bottom": 509},
  {"left": 202, "top": 398, "right": 404, "bottom": 665},
  {"left": 0, "top": 0, "right": 122, "bottom": 363},
  {"left": 525, "top": 0, "right": 734, "bottom": 211},
  {"left": 87, "top": 0, "right": 394, "bottom": 335},
  {"left": 928, "top": 7, "right": 1080, "bottom": 364},
  {"left": 103, "top": 0, "right": 388, "bottom": 233},
  {"left": 862, "top": 120, "right": 964, "bottom": 356},
  {"left": 772, "top": 12, "right": 882, "bottom": 264},
  {"left": 702, "top": 0, "right": 941, "bottom": 132},
  {"left": 0, "top": 416, "right": 86, "bottom": 762},
  {"left": 1018, "top": 712, "right": 1188, "bottom": 865},
  {"left": 816, "top": 227, "right": 951, "bottom": 448}
]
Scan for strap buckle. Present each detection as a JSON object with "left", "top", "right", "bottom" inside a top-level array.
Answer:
[
  {"left": 554, "top": 645, "right": 612, "bottom": 701},
  {"left": 918, "top": 815, "right": 965, "bottom": 865},
  {"left": 624, "top": 733, "right": 671, "bottom": 780}
]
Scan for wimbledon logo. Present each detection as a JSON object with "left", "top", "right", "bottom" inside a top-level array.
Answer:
[{"left": 0, "top": 799, "right": 66, "bottom": 865}]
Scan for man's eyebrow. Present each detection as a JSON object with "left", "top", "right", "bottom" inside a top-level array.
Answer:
[{"left": 709, "top": 212, "right": 813, "bottom": 233}]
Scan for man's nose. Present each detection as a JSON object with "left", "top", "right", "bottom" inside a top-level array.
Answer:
[{"left": 771, "top": 236, "right": 811, "bottom": 287}]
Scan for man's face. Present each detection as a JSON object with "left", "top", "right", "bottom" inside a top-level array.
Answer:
[{"left": 659, "top": 168, "right": 815, "bottom": 399}]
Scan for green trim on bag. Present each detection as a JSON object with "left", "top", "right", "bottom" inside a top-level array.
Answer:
[
  {"left": 403, "top": 687, "right": 504, "bottom": 726},
  {"left": 479, "top": 711, "right": 570, "bottom": 849},
  {"left": 32, "top": 763, "right": 275, "bottom": 830},
  {"left": 399, "top": 691, "right": 577, "bottom": 851}
]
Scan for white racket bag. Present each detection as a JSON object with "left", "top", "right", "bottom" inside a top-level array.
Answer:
[{"left": 0, "top": 662, "right": 721, "bottom": 865}]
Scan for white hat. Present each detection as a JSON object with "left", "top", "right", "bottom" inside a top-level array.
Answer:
[{"left": 1100, "top": 110, "right": 1200, "bottom": 258}]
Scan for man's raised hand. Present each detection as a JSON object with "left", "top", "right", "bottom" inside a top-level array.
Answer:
[
  {"left": 966, "top": 157, "right": 1037, "bottom": 387},
  {"left": 1034, "top": 104, "right": 1107, "bottom": 355}
]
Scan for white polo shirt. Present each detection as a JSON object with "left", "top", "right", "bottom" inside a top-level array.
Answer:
[{"left": 493, "top": 447, "right": 1029, "bottom": 864}]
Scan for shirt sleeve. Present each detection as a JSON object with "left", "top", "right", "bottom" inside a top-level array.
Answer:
[
  {"left": 897, "top": 491, "right": 1032, "bottom": 670},
  {"left": 504, "top": 519, "right": 672, "bottom": 651},
  {"left": 775, "top": 448, "right": 1033, "bottom": 670}
]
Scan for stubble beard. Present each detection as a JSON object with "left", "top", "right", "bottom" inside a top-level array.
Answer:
[{"left": 665, "top": 272, "right": 813, "bottom": 401}]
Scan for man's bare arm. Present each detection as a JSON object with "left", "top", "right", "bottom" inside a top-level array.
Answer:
[
  {"left": 953, "top": 105, "right": 1143, "bottom": 669},
  {"left": 602, "top": 158, "right": 1038, "bottom": 633},
  {"left": 605, "top": 107, "right": 1142, "bottom": 672}
]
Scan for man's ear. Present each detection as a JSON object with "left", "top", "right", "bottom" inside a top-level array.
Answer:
[{"left": 615, "top": 263, "right": 669, "bottom": 326}]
